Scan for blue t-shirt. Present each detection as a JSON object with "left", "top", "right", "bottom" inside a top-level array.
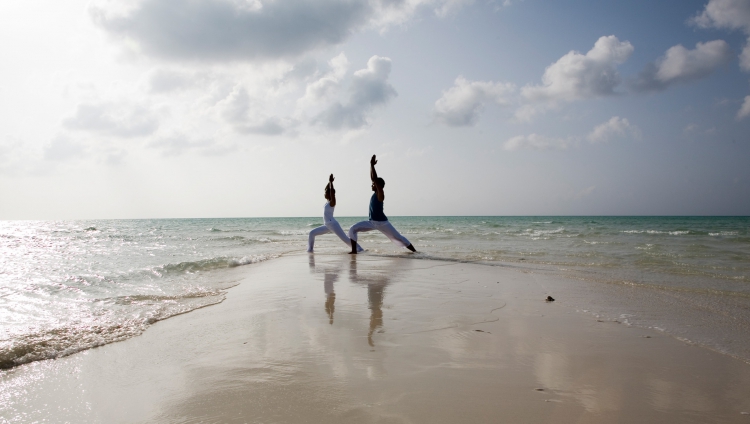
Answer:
[{"left": 369, "top": 193, "right": 388, "bottom": 221}]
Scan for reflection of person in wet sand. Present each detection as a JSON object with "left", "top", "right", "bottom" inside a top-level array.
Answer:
[
  {"left": 308, "top": 174, "right": 363, "bottom": 253},
  {"left": 349, "top": 257, "right": 388, "bottom": 347},
  {"left": 308, "top": 255, "right": 340, "bottom": 325},
  {"left": 367, "top": 282, "right": 386, "bottom": 347},
  {"left": 349, "top": 155, "right": 417, "bottom": 254}
]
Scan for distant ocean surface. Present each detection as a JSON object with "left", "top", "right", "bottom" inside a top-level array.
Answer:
[{"left": 1, "top": 216, "right": 749, "bottom": 369}]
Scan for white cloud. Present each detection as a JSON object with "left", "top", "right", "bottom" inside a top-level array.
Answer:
[
  {"left": 738, "top": 95, "right": 750, "bottom": 120},
  {"left": 656, "top": 41, "right": 731, "bottom": 82},
  {"left": 521, "top": 35, "right": 634, "bottom": 103},
  {"left": 691, "top": 0, "right": 750, "bottom": 118},
  {"left": 691, "top": 0, "right": 750, "bottom": 71},
  {"left": 148, "top": 132, "right": 237, "bottom": 156},
  {"left": 435, "top": 36, "right": 635, "bottom": 124},
  {"left": 62, "top": 102, "right": 159, "bottom": 138},
  {"left": 505, "top": 116, "right": 639, "bottom": 151},
  {"left": 91, "top": 0, "right": 475, "bottom": 62},
  {"left": 433, "top": 76, "right": 516, "bottom": 126},
  {"left": 218, "top": 86, "right": 299, "bottom": 135},
  {"left": 43, "top": 136, "right": 86, "bottom": 161},
  {"left": 0, "top": 138, "right": 40, "bottom": 175},
  {"left": 691, "top": 0, "right": 750, "bottom": 32},
  {"left": 503, "top": 134, "right": 576, "bottom": 151},
  {"left": 313, "top": 55, "right": 397, "bottom": 130},
  {"left": 148, "top": 69, "right": 206, "bottom": 93},
  {"left": 632, "top": 40, "right": 732, "bottom": 91},
  {"left": 434, "top": 0, "right": 474, "bottom": 18},
  {"left": 587, "top": 116, "right": 640, "bottom": 143},
  {"left": 297, "top": 53, "right": 350, "bottom": 108}
]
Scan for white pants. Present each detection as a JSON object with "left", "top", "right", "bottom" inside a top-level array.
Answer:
[
  {"left": 308, "top": 220, "right": 363, "bottom": 252},
  {"left": 348, "top": 220, "right": 411, "bottom": 248}
]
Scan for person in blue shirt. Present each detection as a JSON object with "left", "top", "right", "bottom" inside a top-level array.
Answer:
[{"left": 348, "top": 155, "right": 417, "bottom": 254}]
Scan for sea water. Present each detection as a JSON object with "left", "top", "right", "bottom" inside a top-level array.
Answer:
[{"left": 1, "top": 216, "right": 748, "bottom": 368}]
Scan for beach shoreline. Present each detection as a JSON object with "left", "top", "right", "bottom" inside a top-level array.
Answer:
[{"left": 2, "top": 253, "right": 749, "bottom": 423}]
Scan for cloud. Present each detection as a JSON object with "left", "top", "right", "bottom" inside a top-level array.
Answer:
[
  {"left": 91, "top": 0, "right": 368, "bottom": 62},
  {"left": 632, "top": 40, "right": 732, "bottom": 92},
  {"left": 434, "top": 36, "right": 635, "bottom": 124},
  {"left": 503, "top": 134, "right": 576, "bottom": 151},
  {"left": 148, "top": 69, "right": 206, "bottom": 93},
  {"left": 738, "top": 95, "right": 750, "bottom": 120},
  {"left": 433, "top": 76, "right": 516, "bottom": 126},
  {"left": 218, "top": 85, "right": 299, "bottom": 135},
  {"left": 313, "top": 55, "right": 397, "bottom": 130},
  {"left": 297, "top": 53, "right": 350, "bottom": 108},
  {"left": 148, "top": 132, "right": 237, "bottom": 156},
  {"left": 587, "top": 116, "right": 640, "bottom": 143},
  {"left": 281, "top": 58, "right": 320, "bottom": 82},
  {"left": 91, "top": 0, "right": 474, "bottom": 62},
  {"left": 62, "top": 102, "right": 159, "bottom": 138},
  {"left": 691, "top": 0, "right": 750, "bottom": 32},
  {"left": 504, "top": 116, "right": 639, "bottom": 151},
  {"left": 521, "top": 35, "right": 634, "bottom": 103},
  {"left": 43, "top": 136, "right": 86, "bottom": 161},
  {"left": 691, "top": 0, "right": 750, "bottom": 71}
]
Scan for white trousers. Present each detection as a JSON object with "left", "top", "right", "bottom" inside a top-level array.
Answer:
[
  {"left": 308, "top": 220, "right": 363, "bottom": 252},
  {"left": 348, "top": 220, "right": 411, "bottom": 248}
]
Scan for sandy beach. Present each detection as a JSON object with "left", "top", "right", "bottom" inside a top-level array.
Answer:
[{"left": 2, "top": 254, "right": 750, "bottom": 423}]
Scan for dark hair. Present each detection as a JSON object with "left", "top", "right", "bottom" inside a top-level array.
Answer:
[
  {"left": 376, "top": 177, "right": 385, "bottom": 188},
  {"left": 325, "top": 184, "right": 335, "bottom": 198}
]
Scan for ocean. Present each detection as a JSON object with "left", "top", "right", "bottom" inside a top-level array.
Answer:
[{"left": 1, "top": 216, "right": 749, "bottom": 369}]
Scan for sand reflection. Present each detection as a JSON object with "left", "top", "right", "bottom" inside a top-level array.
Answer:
[
  {"left": 308, "top": 254, "right": 339, "bottom": 324},
  {"left": 347, "top": 256, "right": 391, "bottom": 347}
]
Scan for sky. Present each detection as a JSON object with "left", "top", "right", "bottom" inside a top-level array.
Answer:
[{"left": 1, "top": 0, "right": 749, "bottom": 219}]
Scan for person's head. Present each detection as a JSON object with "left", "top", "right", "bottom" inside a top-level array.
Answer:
[
  {"left": 324, "top": 184, "right": 335, "bottom": 200},
  {"left": 371, "top": 178, "right": 385, "bottom": 192}
]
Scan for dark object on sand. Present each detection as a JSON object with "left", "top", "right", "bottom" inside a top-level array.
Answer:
[{"left": 545, "top": 296, "right": 555, "bottom": 302}]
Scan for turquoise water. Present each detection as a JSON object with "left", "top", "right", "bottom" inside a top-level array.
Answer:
[{"left": 1, "top": 216, "right": 749, "bottom": 368}]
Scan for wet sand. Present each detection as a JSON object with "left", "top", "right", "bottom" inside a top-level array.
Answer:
[{"left": 2, "top": 254, "right": 750, "bottom": 423}]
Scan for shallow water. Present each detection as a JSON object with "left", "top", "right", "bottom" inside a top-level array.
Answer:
[{"left": 1, "top": 216, "right": 748, "bottom": 368}]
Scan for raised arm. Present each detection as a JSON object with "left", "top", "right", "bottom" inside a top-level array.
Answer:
[
  {"left": 328, "top": 174, "right": 336, "bottom": 207},
  {"left": 370, "top": 155, "right": 384, "bottom": 202}
]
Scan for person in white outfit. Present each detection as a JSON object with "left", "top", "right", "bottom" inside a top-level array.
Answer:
[
  {"left": 348, "top": 155, "right": 417, "bottom": 254},
  {"left": 308, "top": 174, "right": 363, "bottom": 253}
]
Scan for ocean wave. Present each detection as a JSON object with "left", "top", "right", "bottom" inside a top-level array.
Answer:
[
  {"left": 0, "top": 290, "right": 226, "bottom": 370},
  {"left": 208, "top": 235, "right": 273, "bottom": 245},
  {"left": 709, "top": 231, "right": 739, "bottom": 236},
  {"left": 278, "top": 230, "right": 309, "bottom": 235},
  {"left": 622, "top": 229, "right": 709, "bottom": 236},
  {"left": 152, "top": 255, "right": 273, "bottom": 276}
]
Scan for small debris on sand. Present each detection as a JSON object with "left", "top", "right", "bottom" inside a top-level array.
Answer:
[
  {"left": 741, "top": 411, "right": 749, "bottom": 415},
  {"left": 545, "top": 296, "right": 555, "bottom": 302},
  {"left": 535, "top": 388, "right": 544, "bottom": 391},
  {"left": 642, "top": 335, "right": 651, "bottom": 338}
]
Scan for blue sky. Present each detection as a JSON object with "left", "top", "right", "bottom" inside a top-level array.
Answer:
[{"left": 1, "top": 0, "right": 749, "bottom": 219}]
